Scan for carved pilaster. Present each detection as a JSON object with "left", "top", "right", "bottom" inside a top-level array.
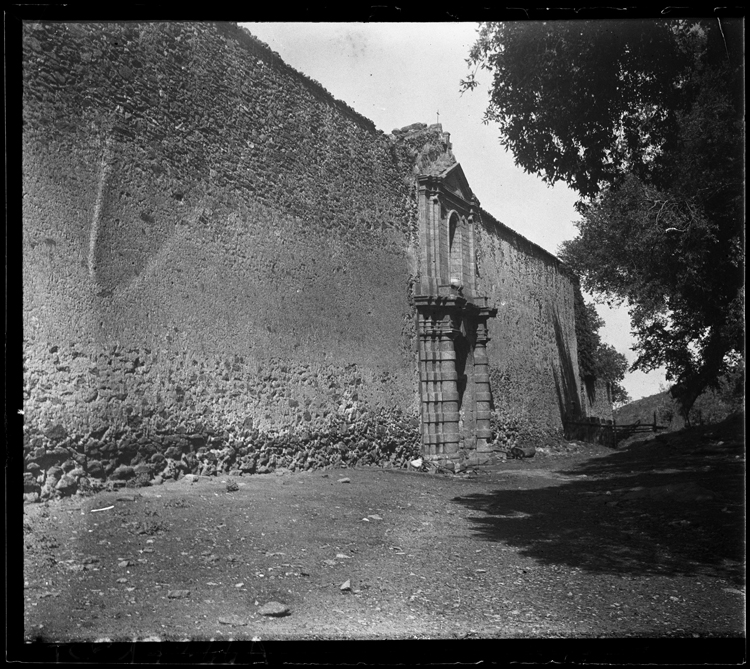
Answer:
[
  {"left": 417, "top": 176, "right": 443, "bottom": 297},
  {"left": 472, "top": 307, "right": 497, "bottom": 452},
  {"left": 415, "top": 296, "right": 463, "bottom": 458}
]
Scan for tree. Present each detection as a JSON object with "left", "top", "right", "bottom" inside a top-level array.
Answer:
[
  {"left": 574, "top": 291, "right": 631, "bottom": 408},
  {"left": 462, "top": 19, "right": 744, "bottom": 420},
  {"left": 594, "top": 343, "right": 631, "bottom": 408},
  {"left": 573, "top": 290, "right": 603, "bottom": 381}
]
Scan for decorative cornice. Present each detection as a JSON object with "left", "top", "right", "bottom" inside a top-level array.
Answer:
[
  {"left": 416, "top": 167, "right": 480, "bottom": 215},
  {"left": 413, "top": 293, "right": 467, "bottom": 311},
  {"left": 414, "top": 293, "right": 497, "bottom": 319},
  {"left": 417, "top": 174, "right": 442, "bottom": 196}
]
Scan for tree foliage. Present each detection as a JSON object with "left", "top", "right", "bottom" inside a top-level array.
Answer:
[
  {"left": 463, "top": 18, "right": 744, "bottom": 419},
  {"left": 593, "top": 343, "right": 631, "bottom": 408},
  {"left": 574, "top": 290, "right": 631, "bottom": 408},
  {"left": 573, "top": 288, "right": 602, "bottom": 380}
]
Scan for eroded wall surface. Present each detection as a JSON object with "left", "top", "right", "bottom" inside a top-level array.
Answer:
[
  {"left": 474, "top": 210, "right": 585, "bottom": 436},
  {"left": 21, "top": 21, "right": 609, "bottom": 500},
  {"left": 22, "top": 22, "right": 429, "bottom": 498}
]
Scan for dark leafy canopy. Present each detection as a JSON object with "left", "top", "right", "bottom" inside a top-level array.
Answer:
[
  {"left": 461, "top": 19, "right": 742, "bottom": 198},
  {"left": 464, "top": 19, "right": 744, "bottom": 419},
  {"left": 562, "top": 173, "right": 743, "bottom": 419}
]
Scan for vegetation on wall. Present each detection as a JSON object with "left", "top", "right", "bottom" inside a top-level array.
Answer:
[
  {"left": 462, "top": 18, "right": 744, "bottom": 422},
  {"left": 489, "top": 401, "right": 551, "bottom": 451}
]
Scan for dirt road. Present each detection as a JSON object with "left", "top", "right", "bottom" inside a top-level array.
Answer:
[{"left": 17, "top": 417, "right": 745, "bottom": 660}]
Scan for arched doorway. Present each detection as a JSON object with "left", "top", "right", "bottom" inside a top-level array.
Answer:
[
  {"left": 454, "top": 332, "right": 470, "bottom": 410},
  {"left": 453, "top": 328, "right": 476, "bottom": 451}
]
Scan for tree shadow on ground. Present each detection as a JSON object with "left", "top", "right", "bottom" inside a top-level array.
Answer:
[{"left": 453, "top": 417, "right": 745, "bottom": 585}]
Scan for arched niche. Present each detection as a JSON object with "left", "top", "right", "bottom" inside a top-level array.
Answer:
[{"left": 447, "top": 210, "right": 463, "bottom": 289}]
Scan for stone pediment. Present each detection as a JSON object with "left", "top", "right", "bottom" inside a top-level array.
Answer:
[{"left": 440, "top": 163, "right": 476, "bottom": 205}]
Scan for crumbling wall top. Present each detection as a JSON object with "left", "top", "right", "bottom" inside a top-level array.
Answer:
[
  {"left": 219, "top": 23, "right": 379, "bottom": 134},
  {"left": 391, "top": 122, "right": 456, "bottom": 176}
]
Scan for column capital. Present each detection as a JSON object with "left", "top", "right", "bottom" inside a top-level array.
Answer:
[{"left": 417, "top": 174, "right": 443, "bottom": 198}]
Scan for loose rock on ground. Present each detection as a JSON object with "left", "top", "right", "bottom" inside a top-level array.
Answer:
[{"left": 21, "top": 417, "right": 745, "bottom": 641}]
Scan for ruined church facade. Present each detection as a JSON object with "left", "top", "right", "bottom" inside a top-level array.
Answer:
[
  {"left": 20, "top": 22, "right": 610, "bottom": 498},
  {"left": 414, "top": 165, "right": 497, "bottom": 462}
]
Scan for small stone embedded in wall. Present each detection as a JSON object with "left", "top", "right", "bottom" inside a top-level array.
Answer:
[{"left": 44, "top": 424, "right": 67, "bottom": 441}]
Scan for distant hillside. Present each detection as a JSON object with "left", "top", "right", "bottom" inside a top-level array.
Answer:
[
  {"left": 615, "top": 391, "right": 682, "bottom": 431},
  {"left": 615, "top": 369, "right": 744, "bottom": 431}
]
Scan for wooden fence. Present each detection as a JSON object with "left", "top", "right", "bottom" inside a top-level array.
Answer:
[{"left": 564, "top": 412, "right": 668, "bottom": 447}]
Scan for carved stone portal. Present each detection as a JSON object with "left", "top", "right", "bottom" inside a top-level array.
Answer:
[{"left": 415, "top": 164, "right": 497, "bottom": 465}]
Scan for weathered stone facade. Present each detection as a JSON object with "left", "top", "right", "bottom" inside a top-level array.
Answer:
[
  {"left": 21, "top": 21, "right": 609, "bottom": 499},
  {"left": 413, "top": 165, "right": 497, "bottom": 464}
]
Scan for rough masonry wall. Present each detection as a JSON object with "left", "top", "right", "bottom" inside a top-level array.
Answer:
[
  {"left": 582, "top": 379, "right": 615, "bottom": 423},
  {"left": 22, "top": 22, "right": 425, "bottom": 499},
  {"left": 474, "top": 210, "right": 584, "bottom": 437}
]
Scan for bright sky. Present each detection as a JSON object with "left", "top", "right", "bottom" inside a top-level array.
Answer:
[{"left": 241, "top": 21, "right": 668, "bottom": 401}]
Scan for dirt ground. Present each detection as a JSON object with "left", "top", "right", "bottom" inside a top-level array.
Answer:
[{"left": 16, "top": 415, "right": 745, "bottom": 659}]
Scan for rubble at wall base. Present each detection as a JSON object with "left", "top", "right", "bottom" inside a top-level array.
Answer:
[{"left": 23, "top": 410, "right": 421, "bottom": 502}]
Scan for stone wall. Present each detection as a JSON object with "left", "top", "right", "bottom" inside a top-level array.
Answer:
[
  {"left": 581, "top": 378, "right": 615, "bottom": 423},
  {"left": 21, "top": 21, "right": 611, "bottom": 501},
  {"left": 22, "top": 21, "right": 427, "bottom": 500},
  {"left": 474, "top": 209, "right": 585, "bottom": 437}
]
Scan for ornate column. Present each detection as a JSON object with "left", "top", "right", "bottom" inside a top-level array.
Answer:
[
  {"left": 417, "top": 309, "right": 440, "bottom": 451},
  {"left": 417, "top": 177, "right": 443, "bottom": 297},
  {"left": 415, "top": 296, "right": 462, "bottom": 459},
  {"left": 472, "top": 305, "right": 497, "bottom": 452},
  {"left": 438, "top": 309, "right": 461, "bottom": 455}
]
